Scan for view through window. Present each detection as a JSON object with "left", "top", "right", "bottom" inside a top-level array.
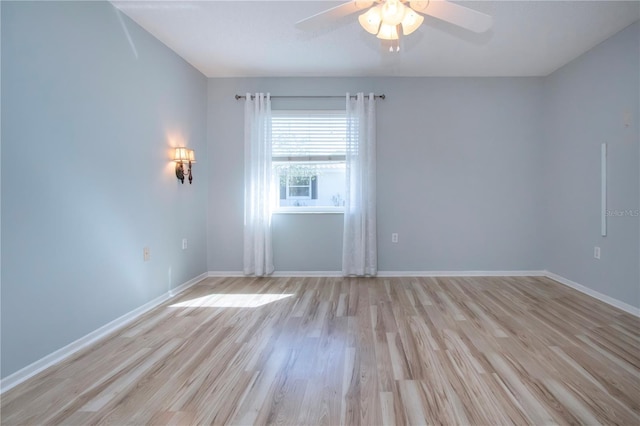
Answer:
[{"left": 272, "top": 110, "right": 346, "bottom": 211}]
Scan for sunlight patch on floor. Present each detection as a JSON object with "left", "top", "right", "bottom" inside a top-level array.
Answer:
[{"left": 169, "top": 293, "right": 294, "bottom": 308}]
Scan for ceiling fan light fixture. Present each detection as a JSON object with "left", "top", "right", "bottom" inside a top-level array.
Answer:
[
  {"left": 358, "top": 5, "right": 382, "bottom": 34},
  {"left": 380, "top": 0, "right": 406, "bottom": 26},
  {"left": 377, "top": 23, "right": 399, "bottom": 40},
  {"left": 401, "top": 8, "right": 424, "bottom": 35}
]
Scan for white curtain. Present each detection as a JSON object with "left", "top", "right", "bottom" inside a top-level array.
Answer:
[
  {"left": 342, "top": 92, "right": 377, "bottom": 276},
  {"left": 244, "top": 93, "right": 274, "bottom": 276}
]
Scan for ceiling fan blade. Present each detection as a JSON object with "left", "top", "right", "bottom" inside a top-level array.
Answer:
[
  {"left": 411, "top": 0, "right": 492, "bottom": 33},
  {"left": 296, "top": 1, "right": 374, "bottom": 32}
]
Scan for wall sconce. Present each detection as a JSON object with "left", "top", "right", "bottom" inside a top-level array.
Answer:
[{"left": 174, "top": 147, "right": 195, "bottom": 184}]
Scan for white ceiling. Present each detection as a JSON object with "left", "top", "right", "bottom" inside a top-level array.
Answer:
[{"left": 113, "top": 0, "right": 640, "bottom": 77}]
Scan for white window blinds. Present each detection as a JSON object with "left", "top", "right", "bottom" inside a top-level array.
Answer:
[{"left": 272, "top": 110, "right": 347, "bottom": 161}]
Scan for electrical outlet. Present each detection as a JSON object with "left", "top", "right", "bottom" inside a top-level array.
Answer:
[
  {"left": 143, "top": 247, "right": 151, "bottom": 261},
  {"left": 182, "top": 238, "right": 188, "bottom": 250},
  {"left": 392, "top": 233, "right": 399, "bottom": 243},
  {"left": 594, "top": 246, "right": 600, "bottom": 260}
]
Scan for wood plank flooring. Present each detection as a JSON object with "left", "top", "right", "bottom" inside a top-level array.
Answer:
[{"left": 1, "top": 276, "right": 639, "bottom": 425}]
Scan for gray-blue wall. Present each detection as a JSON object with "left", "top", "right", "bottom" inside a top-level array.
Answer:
[
  {"left": 207, "top": 77, "right": 545, "bottom": 272},
  {"left": 543, "top": 22, "right": 639, "bottom": 308},
  {"left": 1, "top": 1, "right": 208, "bottom": 378}
]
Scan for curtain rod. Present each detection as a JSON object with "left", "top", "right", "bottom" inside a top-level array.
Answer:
[{"left": 234, "top": 94, "right": 385, "bottom": 100}]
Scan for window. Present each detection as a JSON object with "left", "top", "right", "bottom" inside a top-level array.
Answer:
[
  {"left": 284, "top": 175, "right": 314, "bottom": 199},
  {"left": 272, "top": 110, "right": 346, "bottom": 212}
]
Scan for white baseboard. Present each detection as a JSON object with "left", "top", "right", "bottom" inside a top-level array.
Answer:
[
  {"left": 208, "top": 271, "right": 245, "bottom": 277},
  {"left": 544, "top": 271, "right": 640, "bottom": 317},
  {"left": 272, "top": 271, "right": 343, "bottom": 277},
  {"left": 208, "top": 270, "right": 546, "bottom": 278},
  {"left": 377, "top": 270, "right": 546, "bottom": 277},
  {"left": 0, "top": 272, "right": 208, "bottom": 394},
  {"left": 208, "top": 271, "right": 345, "bottom": 277}
]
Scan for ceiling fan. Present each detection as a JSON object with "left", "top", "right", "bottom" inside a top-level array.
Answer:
[{"left": 296, "top": 0, "right": 493, "bottom": 51}]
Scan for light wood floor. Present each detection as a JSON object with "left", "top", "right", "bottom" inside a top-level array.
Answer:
[{"left": 1, "top": 276, "right": 639, "bottom": 425}]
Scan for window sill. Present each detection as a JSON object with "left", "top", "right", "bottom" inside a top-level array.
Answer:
[{"left": 273, "top": 208, "right": 344, "bottom": 215}]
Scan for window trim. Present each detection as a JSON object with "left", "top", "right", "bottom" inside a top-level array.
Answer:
[{"left": 273, "top": 206, "right": 344, "bottom": 214}]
